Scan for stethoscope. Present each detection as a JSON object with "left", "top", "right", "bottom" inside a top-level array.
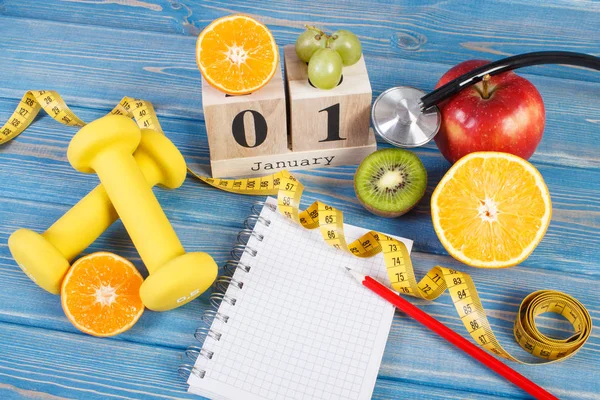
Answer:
[{"left": 371, "top": 52, "right": 600, "bottom": 148}]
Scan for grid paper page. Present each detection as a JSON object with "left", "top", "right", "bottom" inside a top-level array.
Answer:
[{"left": 188, "top": 197, "right": 413, "bottom": 400}]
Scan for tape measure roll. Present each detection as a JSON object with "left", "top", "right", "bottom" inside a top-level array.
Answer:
[{"left": 1, "top": 92, "right": 592, "bottom": 364}]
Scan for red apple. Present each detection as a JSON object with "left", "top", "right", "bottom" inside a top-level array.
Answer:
[{"left": 434, "top": 60, "right": 545, "bottom": 164}]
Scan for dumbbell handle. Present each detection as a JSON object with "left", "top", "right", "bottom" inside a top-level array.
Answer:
[
  {"left": 42, "top": 148, "right": 164, "bottom": 261},
  {"left": 93, "top": 149, "right": 185, "bottom": 273}
]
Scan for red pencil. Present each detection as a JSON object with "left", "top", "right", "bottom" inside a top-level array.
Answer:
[{"left": 344, "top": 267, "right": 558, "bottom": 400}]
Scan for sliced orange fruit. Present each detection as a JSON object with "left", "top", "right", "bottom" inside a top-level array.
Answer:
[
  {"left": 196, "top": 15, "right": 279, "bottom": 95},
  {"left": 61, "top": 252, "right": 144, "bottom": 337},
  {"left": 431, "top": 152, "right": 551, "bottom": 268}
]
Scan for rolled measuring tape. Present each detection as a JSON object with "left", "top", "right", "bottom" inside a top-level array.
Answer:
[{"left": 1, "top": 92, "right": 592, "bottom": 364}]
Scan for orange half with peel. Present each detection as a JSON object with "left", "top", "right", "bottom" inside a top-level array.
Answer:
[
  {"left": 196, "top": 15, "right": 279, "bottom": 95},
  {"left": 431, "top": 152, "right": 551, "bottom": 268},
  {"left": 61, "top": 252, "right": 144, "bottom": 337}
]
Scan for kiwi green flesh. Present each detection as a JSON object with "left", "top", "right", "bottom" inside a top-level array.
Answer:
[{"left": 354, "top": 149, "right": 427, "bottom": 218}]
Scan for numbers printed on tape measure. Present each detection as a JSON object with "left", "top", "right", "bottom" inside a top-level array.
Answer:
[
  {"left": 2, "top": 91, "right": 592, "bottom": 365},
  {"left": 0, "top": 91, "right": 163, "bottom": 146}
]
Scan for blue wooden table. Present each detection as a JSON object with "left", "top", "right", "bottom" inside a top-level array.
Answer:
[{"left": 0, "top": 1, "right": 598, "bottom": 399}]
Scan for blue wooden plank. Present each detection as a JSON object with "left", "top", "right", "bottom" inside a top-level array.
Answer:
[
  {"left": 0, "top": 1, "right": 598, "bottom": 399},
  {"left": 0, "top": 248, "right": 598, "bottom": 399},
  {"left": 1, "top": 0, "right": 598, "bottom": 82},
  {"left": 2, "top": 196, "right": 599, "bottom": 346},
  {"left": 0, "top": 168, "right": 598, "bottom": 397},
  {"left": 1, "top": 251, "right": 599, "bottom": 400},
  {"left": 0, "top": 321, "right": 543, "bottom": 400},
  {"left": 0, "top": 322, "right": 201, "bottom": 399},
  {"left": 4, "top": 193, "right": 597, "bottom": 395},
  {"left": 0, "top": 17, "right": 598, "bottom": 169},
  {"left": 0, "top": 107, "right": 598, "bottom": 275}
]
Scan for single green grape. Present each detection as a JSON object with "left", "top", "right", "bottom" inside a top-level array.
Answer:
[
  {"left": 328, "top": 29, "right": 362, "bottom": 66},
  {"left": 295, "top": 29, "right": 326, "bottom": 63},
  {"left": 308, "top": 48, "right": 343, "bottom": 90}
]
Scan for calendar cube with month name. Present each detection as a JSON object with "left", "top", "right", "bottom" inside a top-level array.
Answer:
[{"left": 201, "top": 46, "right": 376, "bottom": 178}]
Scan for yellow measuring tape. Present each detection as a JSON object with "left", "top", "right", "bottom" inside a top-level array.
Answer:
[
  {"left": 0, "top": 90, "right": 162, "bottom": 145},
  {"left": 1, "top": 92, "right": 592, "bottom": 364}
]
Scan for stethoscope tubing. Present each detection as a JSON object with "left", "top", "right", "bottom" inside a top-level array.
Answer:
[{"left": 420, "top": 52, "right": 600, "bottom": 111}]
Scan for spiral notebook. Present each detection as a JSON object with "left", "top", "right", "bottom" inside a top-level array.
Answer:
[{"left": 180, "top": 197, "right": 413, "bottom": 400}]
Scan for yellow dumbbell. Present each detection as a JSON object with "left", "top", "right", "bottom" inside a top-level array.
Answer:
[
  {"left": 9, "top": 128, "right": 189, "bottom": 295},
  {"left": 67, "top": 115, "right": 217, "bottom": 311}
]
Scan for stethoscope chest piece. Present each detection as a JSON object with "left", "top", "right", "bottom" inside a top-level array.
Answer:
[{"left": 371, "top": 86, "right": 441, "bottom": 148}]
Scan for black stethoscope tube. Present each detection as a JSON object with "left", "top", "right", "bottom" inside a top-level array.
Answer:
[{"left": 420, "top": 51, "right": 600, "bottom": 111}]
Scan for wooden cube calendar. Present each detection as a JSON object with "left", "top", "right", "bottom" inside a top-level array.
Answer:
[
  {"left": 202, "top": 66, "right": 288, "bottom": 163},
  {"left": 202, "top": 46, "right": 376, "bottom": 178},
  {"left": 283, "top": 45, "right": 374, "bottom": 152}
]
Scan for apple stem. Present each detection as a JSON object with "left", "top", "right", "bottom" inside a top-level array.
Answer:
[{"left": 482, "top": 74, "right": 491, "bottom": 99}]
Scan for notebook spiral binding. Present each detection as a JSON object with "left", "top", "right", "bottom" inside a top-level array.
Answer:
[{"left": 178, "top": 201, "right": 276, "bottom": 381}]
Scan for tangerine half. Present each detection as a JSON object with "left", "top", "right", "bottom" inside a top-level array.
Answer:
[
  {"left": 431, "top": 152, "right": 552, "bottom": 268},
  {"left": 61, "top": 252, "right": 144, "bottom": 337},
  {"left": 196, "top": 15, "right": 279, "bottom": 95}
]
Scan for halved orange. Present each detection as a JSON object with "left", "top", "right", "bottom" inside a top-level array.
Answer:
[
  {"left": 61, "top": 252, "right": 144, "bottom": 337},
  {"left": 431, "top": 152, "right": 552, "bottom": 268},
  {"left": 196, "top": 15, "right": 279, "bottom": 95}
]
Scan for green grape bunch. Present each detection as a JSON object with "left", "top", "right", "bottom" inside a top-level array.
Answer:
[{"left": 295, "top": 26, "right": 363, "bottom": 90}]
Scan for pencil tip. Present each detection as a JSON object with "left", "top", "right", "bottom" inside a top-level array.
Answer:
[{"left": 341, "top": 266, "right": 365, "bottom": 283}]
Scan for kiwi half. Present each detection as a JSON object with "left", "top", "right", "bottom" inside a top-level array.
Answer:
[{"left": 354, "top": 148, "right": 427, "bottom": 218}]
